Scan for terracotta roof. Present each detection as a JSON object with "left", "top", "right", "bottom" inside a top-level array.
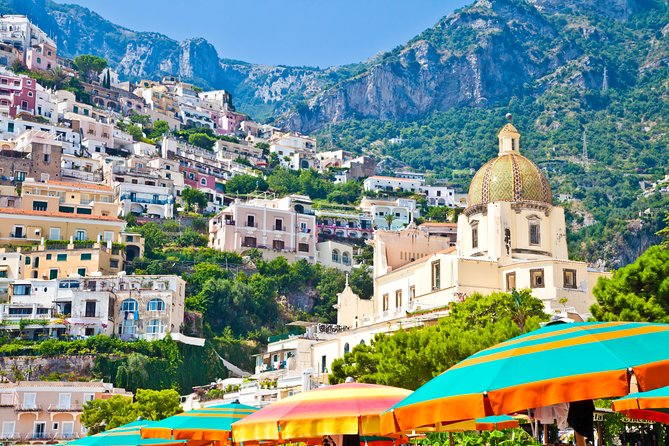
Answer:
[
  {"left": 43, "top": 180, "right": 113, "bottom": 192},
  {"left": 0, "top": 207, "right": 123, "bottom": 222}
]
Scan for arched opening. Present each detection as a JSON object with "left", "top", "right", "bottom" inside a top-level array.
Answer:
[
  {"left": 147, "top": 298, "right": 165, "bottom": 311},
  {"left": 332, "top": 249, "right": 340, "bottom": 263},
  {"left": 344, "top": 343, "right": 350, "bottom": 354}
]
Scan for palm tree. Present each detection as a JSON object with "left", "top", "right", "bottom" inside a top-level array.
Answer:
[
  {"left": 48, "top": 67, "right": 68, "bottom": 90},
  {"left": 384, "top": 214, "right": 394, "bottom": 230}
]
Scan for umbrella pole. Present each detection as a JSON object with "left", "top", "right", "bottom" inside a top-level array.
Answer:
[{"left": 449, "top": 432, "right": 454, "bottom": 446}]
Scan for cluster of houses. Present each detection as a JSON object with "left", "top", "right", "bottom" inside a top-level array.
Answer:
[{"left": 0, "top": 13, "right": 615, "bottom": 441}]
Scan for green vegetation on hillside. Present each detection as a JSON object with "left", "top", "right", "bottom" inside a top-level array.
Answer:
[{"left": 329, "top": 289, "right": 548, "bottom": 389}]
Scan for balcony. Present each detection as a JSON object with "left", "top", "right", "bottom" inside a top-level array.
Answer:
[
  {"left": 15, "top": 403, "right": 41, "bottom": 412},
  {"left": 48, "top": 403, "right": 83, "bottom": 412},
  {"left": 10, "top": 233, "right": 26, "bottom": 238},
  {"left": 245, "top": 222, "right": 258, "bottom": 228},
  {"left": 120, "top": 194, "right": 169, "bottom": 205}
]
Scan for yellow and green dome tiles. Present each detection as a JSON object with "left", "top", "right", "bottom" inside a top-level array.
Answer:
[{"left": 468, "top": 153, "right": 551, "bottom": 207}]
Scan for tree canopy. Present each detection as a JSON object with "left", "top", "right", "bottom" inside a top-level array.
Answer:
[
  {"left": 330, "top": 290, "right": 547, "bottom": 389},
  {"left": 181, "top": 187, "right": 208, "bottom": 213},
  {"left": 81, "top": 389, "right": 182, "bottom": 434},
  {"left": 591, "top": 245, "right": 669, "bottom": 322},
  {"left": 73, "top": 54, "right": 108, "bottom": 82}
]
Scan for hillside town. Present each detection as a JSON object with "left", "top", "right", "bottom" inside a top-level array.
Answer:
[{"left": 0, "top": 9, "right": 667, "bottom": 446}]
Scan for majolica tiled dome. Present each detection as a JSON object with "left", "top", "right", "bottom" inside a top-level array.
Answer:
[{"left": 467, "top": 123, "right": 552, "bottom": 207}]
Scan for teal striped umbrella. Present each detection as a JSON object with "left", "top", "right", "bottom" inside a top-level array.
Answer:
[
  {"left": 381, "top": 322, "right": 669, "bottom": 432},
  {"left": 67, "top": 420, "right": 185, "bottom": 446}
]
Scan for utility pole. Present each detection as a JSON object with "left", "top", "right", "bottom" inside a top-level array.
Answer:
[{"left": 602, "top": 65, "right": 609, "bottom": 93}]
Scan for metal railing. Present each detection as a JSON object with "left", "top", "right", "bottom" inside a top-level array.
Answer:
[
  {"left": 15, "top": 403, "right": 41, "bottom": 411},
  {"left": 47, "top": 403, "right": 83, "bottom": 412},
  {"left": 119, "top": 195, "right": 169, "bottom": 205}
]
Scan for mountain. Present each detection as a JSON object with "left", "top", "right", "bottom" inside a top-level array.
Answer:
[{"left": 1, "top": 0, "right": 668, "bottom": 267}]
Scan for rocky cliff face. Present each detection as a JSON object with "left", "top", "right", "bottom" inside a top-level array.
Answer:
[
  {"left": 282, "top": 0, "right": 645, "bottom": 132},
  {"left": 0, "top": 0, "right": 661, "bottom": 129}
]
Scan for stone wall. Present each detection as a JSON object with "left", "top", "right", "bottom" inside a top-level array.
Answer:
[{"left": 0, "top": 355, "right": 96, "bottom": 381}]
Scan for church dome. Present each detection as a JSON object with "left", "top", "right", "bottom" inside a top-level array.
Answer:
[{"left": 467, "top": 122, "right": 552, "bottom": 207}]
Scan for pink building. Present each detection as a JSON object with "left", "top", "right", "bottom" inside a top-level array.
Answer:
[
  {"left": 217, "top": 110, "right": 246, "bottom": 135},
  {"left": 209, "top": 195, "right": 317, "bottom": 263},
  {"left": 25, "top": 42, "right": 57, "bottom": 71},
  {"left": 0, "top": 73, "right": 36, "bottom": 117},
  {"left": 0, "top": 381, "right": 131, "bottom": 442}
]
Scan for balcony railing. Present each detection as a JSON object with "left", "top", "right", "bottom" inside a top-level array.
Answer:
[
  {"left": 245, "top": 223, "right": 258, "bottom": 228},
  {"left": 48, "top": 403, "right": 83, "bottom": 412},
  {"left": 119, "top": 195, "right": 169, "bottom": 205},
  {"left": 15, "top": 403, "right": 41, "bottom": 411},
  {"left": 10, "top": 233, "right": 26, "bottom": 238}
]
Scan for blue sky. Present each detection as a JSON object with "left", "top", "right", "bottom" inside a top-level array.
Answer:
[{"left": 57, "top": 0, "right": 468, "bottom": 67}]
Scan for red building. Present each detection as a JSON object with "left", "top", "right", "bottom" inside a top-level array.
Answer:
[{"left": 0, "top": 74, "right": 36, "bottom": 118}]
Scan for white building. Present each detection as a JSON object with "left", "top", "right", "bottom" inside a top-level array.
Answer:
[
  {"left": 0, "top": 15, "right": 55, "bottom": 60},
  {"left": 269, "top": 133, "right": 317, "bottom": 170},
  {"left": 360, "top": 197, "right": 418, "bottom": 231},
  {"left": 363, "top": 176, "right": 423, "bottom": 193}
]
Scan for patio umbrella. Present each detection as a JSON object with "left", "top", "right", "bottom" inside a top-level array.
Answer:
[
  {"left": 68, "top": 420, "right": 186, "bottom": 446},
  {"left": 381, "top": 321, "right": 669, "bottom": 433},
  {"left": 141, "top": 402, "right": 258, "bottom": 444},
  {"left": 613, "top": 385, "right": 669, "bottom": 424},
  {"left": 232, "top": 382, "right": 412, "bottom": 443}
]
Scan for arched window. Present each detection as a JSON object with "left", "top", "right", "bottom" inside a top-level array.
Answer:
[
  {"left": 529, "top": 218, "right": 541, "bottom": 246},
  {"left": 471, "top": 222, "right": 479, "bottom": 249},
  {"left": 120, "top": 299, "right": 137, "bottom": 312},
  {"left": 146, "top": 319, "right": 164, "bottom": 334},
  {"left": 147, "top": 298, "right": 165, "bottom": 311},
  {"left": 344, "top": 343, "right": 350, "bottom": 354},
  {"left": 342, "top": 252, "right": 351, "bottom": 266},
  {"left": 200, "top": 178, "right": 207, "bottom": 186},
  {"left": 359, "top": 340, "right": 365, "bottom": 346},
  {"left": 332, "top": 250, "right": 340, "bottom": 263}
]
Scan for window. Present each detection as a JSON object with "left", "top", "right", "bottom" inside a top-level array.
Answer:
[
  {"left": 563, "top": 269, "right": 577, "bottom": 289},
  {"left": 471, "top": 223, "right": 479, "bottom": 249},
  {"left": 77, "top": 268, "right": 86, "bottom": 276},
  {"left": 32, "top": 201, "right": 48, "bottom": 211},
  {"left": 80, "top": 253, "right": 92, "bottom": 261},
  {"left": 77, "top": 208, "right": 92, "bottom": 215},
  {"left": 46, "top": 254, "right": 52, "bottom": 260},
  {"left": 15, "top": 171, "right": 26, "bottom": 181},
  {"left": 147, "top": 298, "right": 165, "bottom": 311},
  {"left": 529, "top": 219, "right": 541, "bottom": 246},
  {"left": 110, "top": 260, "right": 119, "bottom": 268},
  {"left": 344, "top": 343, "right": 350, "bottom": 354},
  {"left": 2, "top": 421, "right": 15, "bottom": 439},
  {"left": 103, "top": 231, "right": 114, "bottom": 242},
  {"left": 58, "top": 205, "right": 74, "bottom": 213},
  {"left": 409, "top": 285, "right": 416, "bottom": 301},
  {"left": 200, "top": 178, "right": 207, "bottom": 186},
  {"left": 342, "top": 252, "right": 350, "bottom": 266},
  {"left": 120, "top": 299, "right": 137, "bottom": 313},
  {"left": 431, "top": 261, "right": 441, "bottom": 291},
  {"left": 57, "top": 254, "right": 67, "bottom": 262},
  {"left": 74, "top": 230, "right": 87, "bottom": 241},
  {"left": 120, "top": 319, "right": 136, "bottom": 335},
  {"left": 332, "top": 248, "right": 344, "bottom": 263},
  {"left": 43, "top": 153, "right": 50, "bottom": 163},
  {"left": 12, "top": 284, "right": 31, "bottom": 295},
  {"left": 274, "top": 219, "right": 283, "bottom": 231},
  {"left": 298, "top": 243, "right": 309, "bottom": 252},
  {"left": 530, "top": 269, "right": 545, "bottom": 288},
  {"left": 382, "top": 294, "right": 389, "bottom": 312},
  {"left": 395, "top": 290, "right": 402, "bottom": 309},
  {"left": 147, "top": 319, "right": 165, "bottom": 334},
  {"left": 272, "top": 240, "right": 285, "bottom": 250},
  {"left": 506, "top": 272, "right": 516, "bottom": 291},
  {"left": 242, "top": 237, "right": 256, "bottom": 248},
  {"left": 49, "top": 269, "right": 58, "bottom": 279},
  {"left": 246, "top": 215, "right": 255, "bottom": 227},
  {"left": 49, "top": 227, "right": 61, "bottom": 240}
]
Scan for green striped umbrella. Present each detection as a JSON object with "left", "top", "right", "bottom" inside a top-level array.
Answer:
[
  {"left": 141, "top": 402, "right": 257, "bottom": 444},
  {"left": 613, "top": 385, "right": 669, "bottom": 424},
  {"left": 68, "top": 420, "right": 185, "bottom": 446},
  {"left": 381, "top": 322, "right": 669, "bottom": 433}
]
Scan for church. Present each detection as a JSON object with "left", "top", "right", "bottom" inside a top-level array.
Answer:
[{"left": 269, "top": 121, "right": 609, "bottom": 379}]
